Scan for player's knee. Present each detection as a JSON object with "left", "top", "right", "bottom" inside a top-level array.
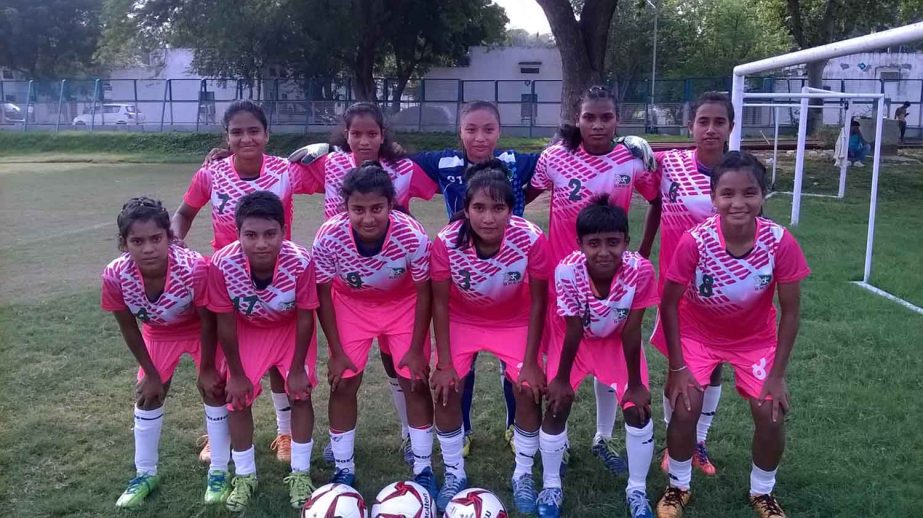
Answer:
[
  {"left": 670, "top": 402, "right": 699, "bottom": 426},
  {"left": 290, "top": 396, "right": 312, "bottom": 408},
  {"left": 623, "top": 405, "right": 649, "bottom": 428},
  {"left": 135, "top": 399, "right": 163, "bottom": 412}
]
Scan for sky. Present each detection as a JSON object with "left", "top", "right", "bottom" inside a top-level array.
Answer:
[{"left": 493, "top": 0, "right": 552, "bottom": 34}]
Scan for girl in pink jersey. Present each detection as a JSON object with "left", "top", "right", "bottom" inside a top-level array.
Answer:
[
  {"left": 539, "top": 196, "right": 658, "bottom": 518},
  {"left": 101, "top": 197, "right": 231, "bottom": 508},
  {"left": 430, "top": 163, "right": 550, "bottom": 514},
  {"left": 208, "top": 191, "right": 320, "bottom": 511},
  {"left": 312, "top": 162, "right": 437, "bottom": 497},
  {"left": 655, "top": 152, "right": 809, "bottom": 518},
  {"left": 639, "top": 92, "right": 735, "bottom": 476},
  {"left": 172, "top": 100, "right": 300, "bottom": 464},
  {"left": 529, "top": 85, "right": 658, "bottom": 474}
]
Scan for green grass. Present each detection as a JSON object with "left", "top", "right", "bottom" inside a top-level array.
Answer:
[{"left": 0, "top": 155, "right": 921, "bottom": 516}]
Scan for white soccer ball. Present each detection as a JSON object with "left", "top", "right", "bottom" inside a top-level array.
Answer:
[
  {"left": 443, "top": 488, "right": 508, "bottom": 518},
  {"left": 371, "top": 480, "right": 436, "bottom": 517},
  {"left": 301, "top": 483, "right": 368, "bottom": 518}
]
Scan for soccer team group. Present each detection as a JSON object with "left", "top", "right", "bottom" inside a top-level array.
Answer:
[{"left": 102, "top": 86, "right": 810, "bottom": 517}]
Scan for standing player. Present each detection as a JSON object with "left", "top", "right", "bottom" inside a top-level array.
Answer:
[
  {"left": 637, "top": 92, "right": 734, "bottom": 476},
  {"left": 655, "top": 152, "right": 809, "bottom": 518},
  {"left": 172, "top": 100, "right": 305, "bottom": 464},
  {"left": 539, "top": 196, "right": 658, "bottom": 518},
  {"left": 429, "top": 163, "right": 550, "bottom": 514},
  {"left": 311, "top": 162, "right": 437, "bottom": 497},
  {"left": 102, "top": 197, "right": 232, "bottom": 508},
  {"left": 207, "top": 192, "right": 320, "bottom": 511},
  {"left": 529, "top": 85, "right": 658, "bottom": 474}
]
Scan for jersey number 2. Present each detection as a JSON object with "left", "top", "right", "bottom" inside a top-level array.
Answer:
[{"left": 567, "top": 179, "right": 583, "bottom": 201}]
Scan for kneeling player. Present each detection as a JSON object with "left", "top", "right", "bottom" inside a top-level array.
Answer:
[
  {"left": 208, "top": 191, "right": 320, "bottom": 511},
  {"left": 102, "top": 197, "right": 231, "bottom": 508},
  {"left": 540, "top": 196, "right": 658, "bottom": 518},
  {"left": 312, "top": 162, "right": 436, "bottom": 496},
  {"left": 655, "top": 152, "right": 809, "bottom": 518}
]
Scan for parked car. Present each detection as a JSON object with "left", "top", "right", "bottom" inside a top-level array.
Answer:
[
  {"left": 72, "top": 104, "right": 145, "bottom": 125},
  {"left": 1, "top": 102, "right": 25, "bottom": 123}
]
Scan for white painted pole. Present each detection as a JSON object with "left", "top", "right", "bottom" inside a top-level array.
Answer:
[
  {"left": 772, "top": 105, "right": 780, "bottom": 187},
  {"left": 863, "top": 96, "right": 886, "bottom": 283},
  {"left": 730, "top": 74, "right": 745, "bottom": 150},
  {"left": 791, "top": 87, "right": 810, "bottom": 226},
  {"left": 838, "top": 102, "right": 853, "bottom": 198}
]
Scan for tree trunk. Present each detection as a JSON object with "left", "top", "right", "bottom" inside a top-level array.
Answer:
[
  {"left": 806, "top": 59, "right": 826, "bottom": 134},
  {"left": 537, "top": 0, "right": 617, "bottom": 123},
  {"left": 353, "top": 49, "right": 378, "bottom": 102}
]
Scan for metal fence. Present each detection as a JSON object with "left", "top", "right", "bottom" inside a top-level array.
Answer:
[{"left": 1, "top": 76, "right": 920, "bottom": 137}]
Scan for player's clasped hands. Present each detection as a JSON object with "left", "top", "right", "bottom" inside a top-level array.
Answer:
[
  {"left": 757, "top": 375, "right": 790, "bottom": 423},
  {"left": 545, "top": 376, "right": 574, "bottom": 418},
  {"left": 517, "top": 360, "right": 546, "bottom": 405},
  {"left": 666, "top": 365, "right": 704, "bottom": 412},
  {"left": 195, "top": 364, "right": 225, "bottom": 402},
  {"left": 621, "top": 382, "right": 652, "bottom": 422},
  {"left": 286, "top": 367, "right": 312, "bottom": 401},
  {"left": 135, "top": 374, "right": 166, "bottom": 409},
  {"left": 225, "top": 373, "right": 253, "bottom": 411},
  {"left": 429, "top": 363, "right": 459, "bottom": 406},
  {"left": 326, "top": 352, "right": 358, "bottom": 392},
  {"left": 398, "top": 349, "right": 430, "bottom": 391}
]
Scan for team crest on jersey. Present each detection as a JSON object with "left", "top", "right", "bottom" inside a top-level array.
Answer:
[
  {"left": 755, "top": 274, "right": 773, "bottom": 290},
  {"left": 504, "top": 271, "right": 523, "bottom": 285},
  {"left": 616, "top": 174, "right": 632, "bottom": 186},
  {"left": 668, "top": 181, "right": 680, "bottom": 202},
  {"left": 614, "top": 308, "right": 629, "bottom": 321},
  {"left": 346, "top": 272, "right": 363, "bottom": 288},
  {"left": 390, "top": 267, "right": 407, "bottom": 279},
  {"left": 279, "top": 301, "right": 296, "bottom": 311}
]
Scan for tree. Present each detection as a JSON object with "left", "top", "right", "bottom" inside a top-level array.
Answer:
[
  {"left": 536, "top": 0, "right": 619, "bottom": 122},
  {"left": 504, "top": 28, "right": 556, "bottom": 48},
  {"left": 0, "top": 0, "right": 102, "bottom": 78}
]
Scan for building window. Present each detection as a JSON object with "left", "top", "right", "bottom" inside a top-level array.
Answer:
[{"left": 519, "top": 61, "right": 542, "bottom": 75}]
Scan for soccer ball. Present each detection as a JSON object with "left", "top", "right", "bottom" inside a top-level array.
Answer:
[
  {"left": 443, "top": 488, "right": 508, "bottom": 518},
  {"left": 371, "top": 480, "right": 436, "bottom": 517},
  {"left": 301, "top": 483, "right": 368, "bottom": 518}
]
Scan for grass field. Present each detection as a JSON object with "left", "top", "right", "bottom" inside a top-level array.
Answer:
[{"left": 0, "top": 152, "right": 921, "bottom": 517}]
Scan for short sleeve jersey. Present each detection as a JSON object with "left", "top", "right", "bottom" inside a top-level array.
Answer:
[
  {"left": 655, "top": 149, "right": 715, "bottom": 291},
  {"left": 208, "top": 240, "right": 319, "bottom": 328},
  {"left": 182, "top": 154, "right": 300, "bottom": 251},
  {"left": 531, "top": 143, "right": 659, "bottom": 265},
  {"left": 666, "top": 215, "right": 811, "bottom": 347},
  {"left": 411, "top": 149, "right": 540, "bottom": 218},
  {"left": 296, "top": 151, "right": 438, "bottom": 218},
  {"left": 100, "top": 244, "right": 207, "bottom": 340},
  {"left": 312, "top": 210, "right": 431, "bottom": 302},
  {"left": 431, "top": 216, "right": 551, "bottom": 326},
  {"left": 555, "top": 250, "right": 659, "bottom": 340}
]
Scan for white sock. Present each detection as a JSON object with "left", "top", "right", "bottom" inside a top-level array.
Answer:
[
  {"left": 539, "top": 428, "right": 568, "bottom": 489},
  {"left": 662, "top": 392, "right": 673, "bottom": 427},
  {"left": 593, "top": 378, "right": 618, "bottom": 442},
  {"left": 625, "top": 421, "right": 654, "bottom": 495},
  {"left": 750, "top": 463, "right": 778, "bottom": 496},
  {"left": 388, "top": 376, "right": 410, "bottom": 438},
  {"left": 330, "top": 429, "right": 356, "bottom": 474},
  {"left": 512, "top": 425, "right": 540, "bottom": 478},
  {"left": 667, "top": 455, "right": 692, "bottom": 490},
  {"left": 291, "top": 439, "right": 314, "bottom": 473},
  {"left": 697, "top": 385, "right": 722, "bottom": 443},
  {"left": 232, "top": 446, "right": 257, "bottom": 476},
  {"left": 436, "top": 427, "right": 466, "bottom": 479},
  {"left": 409, "top": 425, "right": 434, "bottom": 474},
  {"left": 204, "top": 404, "right": 231, "bottom": 472},
  {"left": 133, "top": 406, "right": 164, "bottom": 475},
  {"left": 271, "top": 391, "right": 292, "bottom": 436}
]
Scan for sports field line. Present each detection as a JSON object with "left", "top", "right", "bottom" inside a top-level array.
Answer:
[{"left": 0, "top": 221, "right": 110, "bottom": 251}]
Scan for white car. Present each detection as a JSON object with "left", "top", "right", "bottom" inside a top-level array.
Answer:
[{"left": 72, "top": 104, "right": 145, "bottom": 125}]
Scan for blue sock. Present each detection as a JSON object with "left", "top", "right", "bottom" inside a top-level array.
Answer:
[{"left": 462, "top": 357, "right": 476, "bottom": 435}]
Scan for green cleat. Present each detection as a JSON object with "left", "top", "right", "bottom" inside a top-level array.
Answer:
[
  {"left": 225, "top": 473, "right": 258, "bottom": 512},
  {"left": 203, "top": 470, "right": 231, "bottom": 505},
  {"left": 284, "top": 471, "right": 316, "bottom": 509},
  {"left": 115, "top": 473, "right": 160, "bottom": 509}
]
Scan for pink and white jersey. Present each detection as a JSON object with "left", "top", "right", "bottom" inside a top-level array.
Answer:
[
  {"left": 556, "top": 250, "right": 658, "bottom": 340},
  {"left": 101, "top": 244, "right": 207, "bottom": 340},
  {"left": 298, "top": 151, "right": 438, "bottom": 218},
  {"left": 312, "top": 210, "right": 431, "bottom": 302},
  {"left": 655, "top": 149, "right": 715, "bottom": 291},
  {"left": 431, "top": 216, "right": 552, "bottom": 326},
  {"left": 666, "top": 215, "right": 810, "bottom": 347},
  {"left": 183, "top": 154, "right": 303, "bottom": 251},
  {"left": 208, "top": 240, "right": 319, "bottom": 328},
  {"left": 531, "top": 143, "right": 659, "bottom": 265}
]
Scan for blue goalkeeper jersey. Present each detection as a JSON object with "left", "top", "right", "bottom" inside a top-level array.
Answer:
[{"left": 410, "top": 149, "right": 540, "bottom": 219}]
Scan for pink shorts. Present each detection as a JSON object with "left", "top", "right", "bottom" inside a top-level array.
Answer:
[
  {"left": 333, "top": 293, "right": 430, "bottom": 380},
  {"left": 228, "top": 320, "right": 319, "bottom": 409},
  {"left": 450, "top": 320, "right": 536, "bottom": 381},
  {"left": 682, "top": 335, "right": 776, "bottom": 399},
  {"left": 545, "top": 319, "right": 650, "bottom": 408},
  {"left": 136, "top": 332, "right": 203, "bottom": 383}
]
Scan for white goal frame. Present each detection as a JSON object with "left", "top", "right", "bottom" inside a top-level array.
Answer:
[{"left": 729, "top": 22, "right": 923, "bottom": 314}]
